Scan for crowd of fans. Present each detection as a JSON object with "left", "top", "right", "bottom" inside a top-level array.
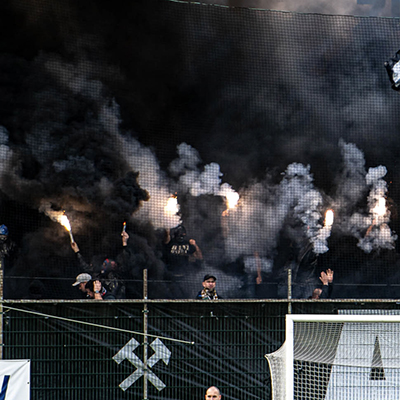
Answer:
[{"left": 1, "top": 223, "right": 334, "bottom": 300}]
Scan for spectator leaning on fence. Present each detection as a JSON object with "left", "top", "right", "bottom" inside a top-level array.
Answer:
[
  {"left": 72, "top": 272, "right": 92, "bottom": 297},
  {"left": 205, "top": 386, "right": 221, "bottom": 400}
]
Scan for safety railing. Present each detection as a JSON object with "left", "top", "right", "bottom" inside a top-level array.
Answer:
[{"left": 2, "top": 299, "right": 400, "bottom": 399}]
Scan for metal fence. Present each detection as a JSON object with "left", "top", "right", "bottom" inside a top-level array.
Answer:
[{"left": 2, "top": 299, "right": 400, "bottom": 400}]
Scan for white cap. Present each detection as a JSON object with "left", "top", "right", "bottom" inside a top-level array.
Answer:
[{"left": 72, "top": 273, "right": 92, "bottom": 286}]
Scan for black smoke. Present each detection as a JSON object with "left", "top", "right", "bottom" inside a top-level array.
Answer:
[{"left": 1, "top": 0, "right": 400, "bottom": 299}]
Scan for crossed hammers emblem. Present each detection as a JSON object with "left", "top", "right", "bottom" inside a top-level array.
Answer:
[{"left": 113, "top": 338, "right": 171, "bottom": 391}]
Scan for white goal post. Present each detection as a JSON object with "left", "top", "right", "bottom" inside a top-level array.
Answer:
[{"left": 265, "top": 313, "right": 400, "bottom": 400}]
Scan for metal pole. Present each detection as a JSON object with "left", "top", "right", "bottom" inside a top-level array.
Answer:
[
  {"left": 287, "top": 268, "right": 292, "bottom": 314},
  {"left": 143, "top": 269, "right": 148, "bottom": 400},
  {"left": 0, "top": 257, "right": 3, "bottom": 359}
]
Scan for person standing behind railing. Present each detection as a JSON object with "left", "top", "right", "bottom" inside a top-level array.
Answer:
[
  {"left": 196, "top": 274, "right": 222, "bottom": 300},
  {"left": 70, "top": 230, "right": 129, "bottom": 299}
]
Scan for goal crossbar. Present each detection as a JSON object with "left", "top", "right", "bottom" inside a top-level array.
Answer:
[{"left": 287, "top": 314, "right": 400, "bottom": 323}]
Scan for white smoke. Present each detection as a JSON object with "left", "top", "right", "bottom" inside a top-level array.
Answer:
[
  {"left": 224, "top": 162, "right": 326, "bottom": 261},
  {"left": 122, "top": 135, "right": 181, "bottom": 229},
  {"left": 40, "top": 54, "right": 397, "bottom": 260},
  {"left": 243, "top": 254, "right": 273, "bottom": 275},
  {"left": 280, "top": 163, "right": 334, "bottom": 254},
  {"left": 18, "top": 54, "right": 400, "bottom": 264},
  {"left": 169, "top": 142, "right": 202, "bottom": 176},
  {"left": 334, "top": 139, "right": 368, "bottom": 212},
  {"left": 170, "top": 143, "right": 239, "bottom": 206},
  {"left": 294, "top": 189, "right": 326, "bottom": 253},
  {"left": 356, "top": 166, "right": 397, "bottom": 253},
  {"left": 38, "top": 200, "right": 73, "bottom": 242},
  {"left": 222, "top": 182, "right": 285, "bottom": 261},
  {"left": 223, "top": 142, "right": 396, "bottom": 261},
  {"left": 168, "top": 139, "right": 399, "bottom": 265},
  {"left": 331, "top": 141, "right": 398, "bottom": 253}
]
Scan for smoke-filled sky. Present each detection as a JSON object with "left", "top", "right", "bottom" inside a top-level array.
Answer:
[{"left": 1, "top": 0, "right": 400, "bottom": 299}]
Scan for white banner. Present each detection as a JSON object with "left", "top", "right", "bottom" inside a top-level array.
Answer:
[{"left": 0, "top": 360, "right": 30, "bottom": 400}]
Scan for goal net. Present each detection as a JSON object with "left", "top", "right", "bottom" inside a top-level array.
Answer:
[{"left": 265, "top": 312, "right": 400, "bottom": 400}]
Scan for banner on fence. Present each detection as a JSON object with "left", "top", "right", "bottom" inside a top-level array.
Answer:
[{"left": 0, "top": 360, "right": 30, "bottom": 400}]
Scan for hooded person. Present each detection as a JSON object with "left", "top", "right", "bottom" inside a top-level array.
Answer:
[
  {"left": 163, "top": 225, "right": 203, "bottom": 276},
  {"left": 98, "top": 258, "right": 126, "bottom": 299}
]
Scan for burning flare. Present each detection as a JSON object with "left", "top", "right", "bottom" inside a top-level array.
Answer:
[
  {"left": 165, "top": 195, "right": 180, "bottom": 215},
  {"left": 59, "top": 213, "right": 74, "bottom": 243},
  {"left": 221, "top": 191, "right": 240, "bottom": 217},
  {"left": 324, "top": 209, "right": 334, "bottom": 227},
  {"left": 365, "top": 197, "right": 387, "bottom": 237},
  {"left": 312, "top": 208, "right": 334, "bottom": 254},
  {"left": 225, "top": 191, "right": 239, "bottom": 210},
  {"left": 373, "top": 197, "right": 386, "bottom": 217}
]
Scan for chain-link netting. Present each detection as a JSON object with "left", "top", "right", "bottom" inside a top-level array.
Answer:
[{"left": 1, "top": 0, "right": 400, "bottom": 300}]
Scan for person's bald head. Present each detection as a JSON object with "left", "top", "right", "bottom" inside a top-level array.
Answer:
[{"left": 205, "top": 386, "right": 221, "bottom": 399}]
